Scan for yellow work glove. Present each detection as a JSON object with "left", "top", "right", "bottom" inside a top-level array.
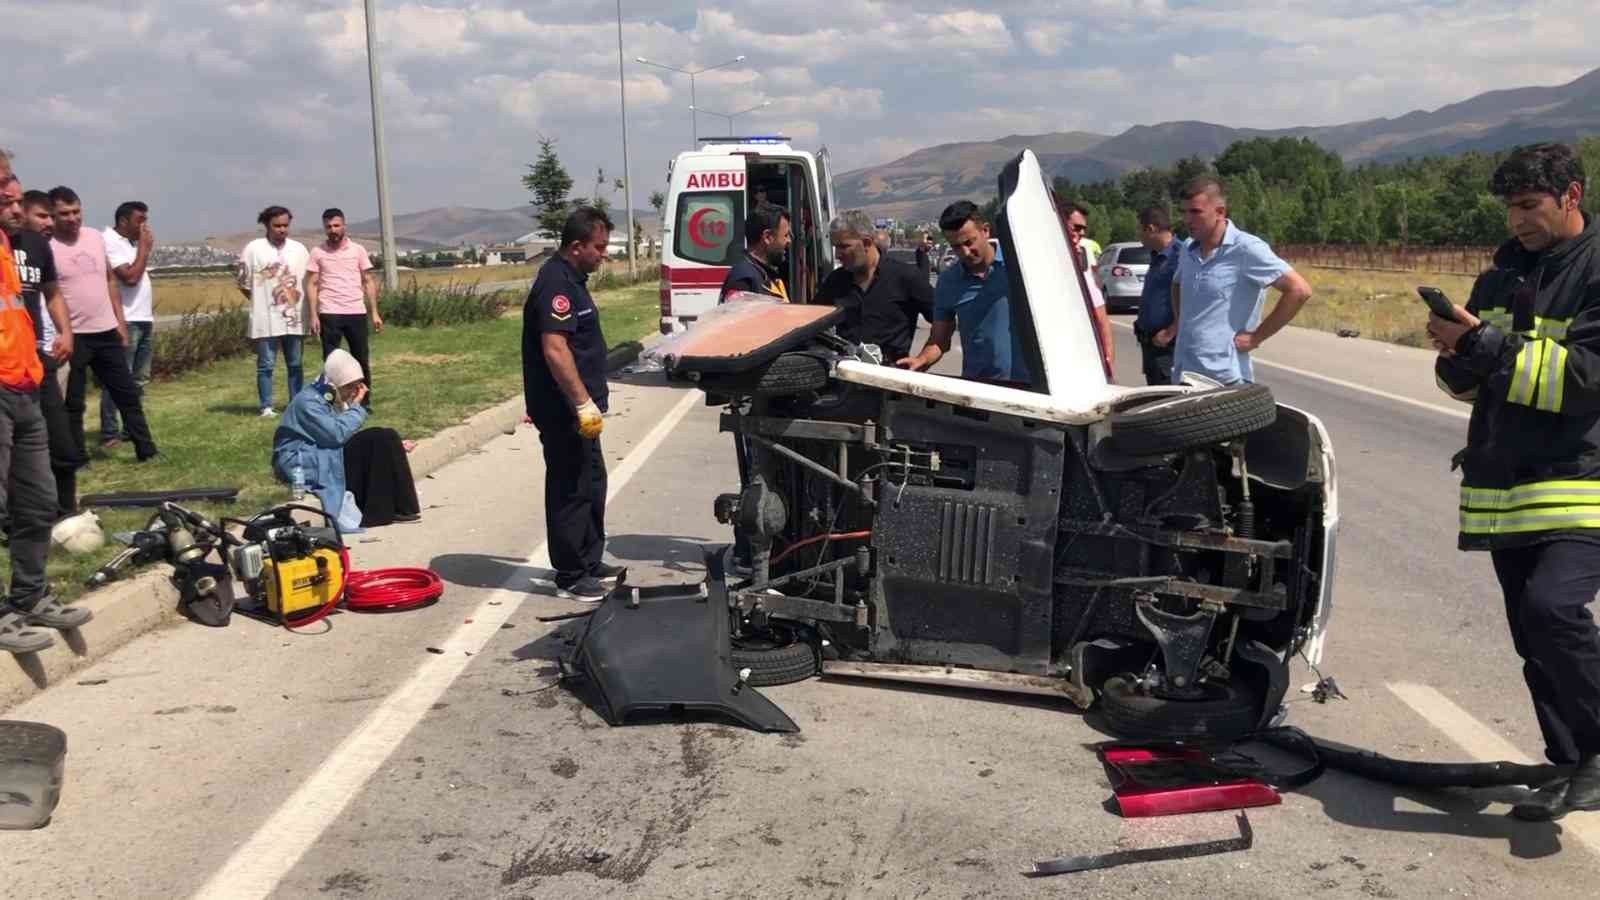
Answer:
[{"left": 575, "top": 399, "right": 604, "bottom": 439}]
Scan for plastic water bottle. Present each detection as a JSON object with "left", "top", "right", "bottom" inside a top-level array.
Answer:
[{"left": 290, "top": 464, "right": 306, "bottom": 501}]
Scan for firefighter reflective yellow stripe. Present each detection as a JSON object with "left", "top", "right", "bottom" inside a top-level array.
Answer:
[
  {"left": 1461, "top": 507, "right": 1600, "bottom": 535},
  {"left": 1461, "top": 481, "right": 1600, "bottom": 509},
  {"left": 1507, "top": 337, "right": 1567, "bottom": 412},
  {"left": 1477, "top": 308, "right": 1570, "bottom": 340},
  {"left": 1460, "top": 480, "right": 1600, "bottom": 534}
]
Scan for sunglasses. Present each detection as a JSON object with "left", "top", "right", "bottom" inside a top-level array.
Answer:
[{"left": 1069, "top": 224, "right": 1087, "bottom": 233}]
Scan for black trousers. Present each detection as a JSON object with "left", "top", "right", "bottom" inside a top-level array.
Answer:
[
  {"left": 1134, "top": 327, "right": 1176, "bottom": 386},
  {"left": 1490, "top": 540, "right": 1600, "bottom": 764},
  {"left": 534, "top": 416, "right": 607, "bottom": 583},
  {"left": 320, "top": 314, "right": 372, "bottom": 407},
  {"left": 342, "top": 427, "right": 419, "bottom": 527},
  {"left": 40, "top": 357, "right": 83, "bottom": 518},
  {"left": 66, "top": 330, "right": 157, "bottom": 460}
]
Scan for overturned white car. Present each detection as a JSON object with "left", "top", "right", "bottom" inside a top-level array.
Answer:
[{"left": 634, "top": 150, "right": 1338, "bottom": 740}]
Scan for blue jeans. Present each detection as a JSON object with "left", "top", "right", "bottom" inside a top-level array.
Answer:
[
  {"left": 256, "top": 335, "right": 304, "bottom": 410},
  {"left": 100, "top": 321, "right": 154, "bottom": 441}
]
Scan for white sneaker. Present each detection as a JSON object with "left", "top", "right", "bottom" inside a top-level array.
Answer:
[{"left": 260, "top": 407, "right": 276, "bottom": 418}]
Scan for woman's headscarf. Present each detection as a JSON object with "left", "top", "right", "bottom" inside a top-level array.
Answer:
[{"left": 322, "top": 348, "right": 364, "bottom": 388}]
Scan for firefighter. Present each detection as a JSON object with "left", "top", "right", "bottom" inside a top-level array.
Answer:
[{"left": 1432, "top": 142, "right": 1600, "bottom": 821}]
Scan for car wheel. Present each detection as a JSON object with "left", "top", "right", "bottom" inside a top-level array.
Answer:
[
  {"left": 1106, "top": 383, "right": 1276, "bottom": 456},
  {"left": 695, "top": 352, "right": 830, "bottom": 397},
  {"left": 1097, "top": 673, "right": 1262, "bottom": 741},
  {"left": 731, "top": 621, "right": 821, "bottom": 687}
]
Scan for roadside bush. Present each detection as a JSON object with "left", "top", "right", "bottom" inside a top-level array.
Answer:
[
  {"left": 150, "top": 306, "right": 252, "bottom": 380},
  {"left": 381, "top": 282, "right": 516, "bottom": 327}
]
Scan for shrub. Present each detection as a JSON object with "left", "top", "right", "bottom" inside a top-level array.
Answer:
[
  {"left": 380, "top": 282, "right": 516, "bottom": 327},
  {"left": 150, "top": 306, "right": 252, "bottom": 380}
]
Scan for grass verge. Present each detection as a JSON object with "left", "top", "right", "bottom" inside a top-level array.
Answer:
[
  {"left": 1292, "top": 267, "right": 1478, "bottom": 348},
  {"left": 3, "top": 283, "right": 659, "bottom": 600}
]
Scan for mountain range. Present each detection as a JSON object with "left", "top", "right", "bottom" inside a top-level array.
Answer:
[{"left": 835, "top": 66, "right": 1600, "bottom": 223}]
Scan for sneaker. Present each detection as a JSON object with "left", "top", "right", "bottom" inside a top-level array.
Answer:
[
  {"left": 554, "top": 575, "right": 608, "bottom": 602},
  {"left": 0, "top": 610, "right": 55, "bottom": 654},
  {"left": 590, "top": 562, "right": 626, "bottom": 584},
  {"left": 19, "top": 594, "right": 93, "bottom": 630},
  {"left": 260, "top": 407, "right": 277, "bottom": 418}
]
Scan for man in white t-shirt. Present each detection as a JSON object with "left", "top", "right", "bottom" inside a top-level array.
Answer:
[
  {"left": 236, "top": 205, "right": 310, "bottom": 416},
  {"left": 307, "top": 207, "right": 380, "bottom": 408},
  {"left": 101, "top": 200, "right": 155, "bottom": 447}
]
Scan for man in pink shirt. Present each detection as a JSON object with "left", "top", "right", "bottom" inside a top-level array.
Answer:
[
  {"left": 47, "top": 186, "right": 159, "bottom": 462},
  {"left": 306, "top": 208, "right": 381, "bottom": 408}
]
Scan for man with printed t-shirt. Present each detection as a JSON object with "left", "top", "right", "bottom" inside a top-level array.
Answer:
[
  {"left": 48, "top": 185, "right": 159, "bottom": 463},
  {"left": 307, "top": 208, "right": 380, "bottom": 408},
  {"left": 101, "top": 201, "right": 156, "bottom": 448},
  {"left": 237, "top": 205, "right": 311, "bottom": 417},
  {"left": 522, "top": 207, "right": 621, "bottom": 602}
]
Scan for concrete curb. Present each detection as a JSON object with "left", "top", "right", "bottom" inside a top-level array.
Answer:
[{"left": 0, "top": 337, "right": 662, "bottom": 712}]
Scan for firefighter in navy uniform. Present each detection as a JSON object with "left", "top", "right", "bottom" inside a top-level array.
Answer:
[
  {"left": 1432, "top": 143, "right": 1600, "bottom": 821},
  {"left": 522, "top": 207, "right": 623, "bottom": 602}
]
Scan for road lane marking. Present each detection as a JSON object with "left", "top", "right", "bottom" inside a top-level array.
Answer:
[
  {"left": 192, "top": 388, "right": 703, "bottom": 900},
  {"left": 1389, "top": 682, "right": 1600, "bottom": 855},
  {"left": 1110, "top": 321, "right": 1470, "bottom": 421}
]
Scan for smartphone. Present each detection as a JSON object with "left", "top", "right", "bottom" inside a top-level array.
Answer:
[{"left": 1417, "top": 286, "right": 1457, "bottom": 319}]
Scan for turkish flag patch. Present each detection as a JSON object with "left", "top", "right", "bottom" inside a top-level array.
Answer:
[{"left": 551, "top": 294, "right": 572, "bottom": 314}]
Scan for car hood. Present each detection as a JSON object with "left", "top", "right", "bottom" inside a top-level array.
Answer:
[{"left": 992, "top": 149, "right": 1112, "bottom": 398}]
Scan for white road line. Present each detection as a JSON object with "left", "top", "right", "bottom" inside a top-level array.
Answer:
[
  {"left": 1109, "top": 321, "right": 1470, "bottom": 421},
  {"left": 1389, "top": 682, "right": 1600, "bottom": 855},
  {"left": 191, "top": 388, "right": 703, "bottom": 900}
]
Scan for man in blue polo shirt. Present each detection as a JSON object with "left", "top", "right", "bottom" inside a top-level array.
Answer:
[
  {"left": 899, "top": 200, "right": 1029, "bottom": 385},
  {"left": 1132, "top": 205, "right": 1184, "bottom": 385},
  {"left": 1155, "top": 177, "right": 1312, "bottom": 384}
]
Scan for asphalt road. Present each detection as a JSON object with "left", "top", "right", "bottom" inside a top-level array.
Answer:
[{"left": 2, "top": 320, "right": 1597, "bottom": 898}]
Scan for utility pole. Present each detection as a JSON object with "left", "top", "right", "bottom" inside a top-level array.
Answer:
[
  {"left": 636, "top": 55, "right": 746, "bottom": 149},
  {"left": 616, "top": 0, "right": 635, "bottom": 277},
  {"left": 364, "top": 0, "right": 399, "bottom": 290}
]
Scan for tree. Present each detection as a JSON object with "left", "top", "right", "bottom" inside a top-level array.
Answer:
[
  {"left": 523, "top": 136, "right": 573, "bottom": 240},
  {"left": 588, "top": 167, "right": 625, "bottom": 216}
]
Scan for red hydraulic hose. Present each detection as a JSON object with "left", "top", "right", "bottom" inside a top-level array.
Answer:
[
  {"left": 281, "top": 548, "right": 443, "bottom": 630},
  {"left": 770, "top": 530, "right": 873, "bottom": 565}
]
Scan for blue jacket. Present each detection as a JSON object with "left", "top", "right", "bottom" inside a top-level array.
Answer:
[{"left": 271, "top": 378, "right": 369, "bottom": 519}]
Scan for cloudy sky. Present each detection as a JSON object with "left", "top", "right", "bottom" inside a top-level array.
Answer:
[{"left": 2, "top": 0, "right": 1592, "bottom": 240}]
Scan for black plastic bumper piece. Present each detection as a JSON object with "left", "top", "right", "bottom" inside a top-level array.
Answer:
[{"left": 570, "top": 551, "right": 799, "bottom": 734}]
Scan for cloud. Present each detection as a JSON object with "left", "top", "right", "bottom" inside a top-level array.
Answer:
[{"left": 0, "top": 0, "right": 1590, "bottom": 239}]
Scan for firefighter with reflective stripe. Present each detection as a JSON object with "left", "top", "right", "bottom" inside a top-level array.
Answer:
[{"left": 1432, "top": 143, "right": 1600, "bottom": 821}]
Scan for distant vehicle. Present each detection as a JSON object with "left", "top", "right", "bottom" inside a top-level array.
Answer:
[
  {"left": 657, "top": 136, "right": 837, "bottom": 333},
  {"left": 1095, "top": 241, "right": 1151, "bottom": 312}
]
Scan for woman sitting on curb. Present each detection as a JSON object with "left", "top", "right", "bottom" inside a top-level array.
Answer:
[{"left": 271, "top": 349, "right": 420, "bottom": 530}]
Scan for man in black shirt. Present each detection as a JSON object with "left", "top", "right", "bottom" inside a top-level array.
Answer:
[
  {"left": 4, "top": 185, "right": 79, "bottom": 518},
  {"left": 816, "top": 209, "right": 934, "bottom": 363},
  {"left": 522, "top": 206, "right": 618, "bottom": 602},
  {"left": 719, "top": 204, "right": 790, "bottom": 301}
]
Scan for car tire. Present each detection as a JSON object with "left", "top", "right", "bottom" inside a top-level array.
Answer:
[
  {"left": 1097, "top": 673, "right": 1262, "bottom": 741},
  {"left": 696, "top": 353, "right": 830, "bottom": 397},
  {"left": 731, "top": 621, "right": 821, "bottom": 687},
  {"left": 1107, "top": 383, "right": 1276, "bottom": 456}
]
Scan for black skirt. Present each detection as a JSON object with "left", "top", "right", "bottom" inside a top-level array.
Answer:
[{"left": 342, "top": 427, "right": 420, "bottom": 527}]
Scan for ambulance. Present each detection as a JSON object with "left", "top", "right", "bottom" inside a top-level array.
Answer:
[{"left": 658, "top": 137, "right": 837, "bottom": 333}]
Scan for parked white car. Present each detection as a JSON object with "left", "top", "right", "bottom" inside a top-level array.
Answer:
[{"left": 1096, "top": 241, "right": 1152, "bottom": 312}]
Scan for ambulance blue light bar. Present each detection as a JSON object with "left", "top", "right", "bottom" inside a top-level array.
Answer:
[{"left": 700, "top": 135, "right": 791, "bottom": 145}]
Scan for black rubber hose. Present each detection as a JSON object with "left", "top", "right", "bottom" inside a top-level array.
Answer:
[{"left": 1259, "top": 728, "right": 1569, "bottom": 789}]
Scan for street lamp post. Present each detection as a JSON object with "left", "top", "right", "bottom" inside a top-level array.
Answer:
[
  {"left": 362, "top": 0, "right": 398, "bottom": 291},
  {"left": 688, "top": 101, "right": 772, "bottom": 136},
  {"left": 635, "top": 54, "right": 746, "bottom": 147},
  {"left": 615, "top": 1, "right": 635, "bottom": 277}
]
